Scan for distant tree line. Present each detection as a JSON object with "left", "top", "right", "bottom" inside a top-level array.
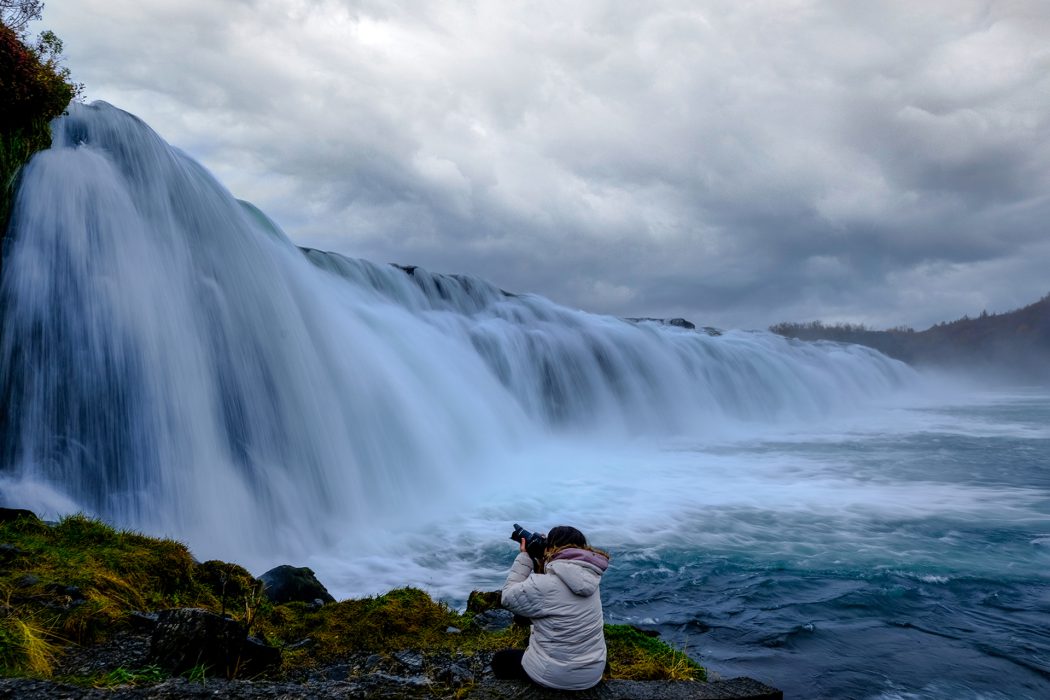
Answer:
[{"left": 770, "top": 293, "right": 1050, "bottom": 383}]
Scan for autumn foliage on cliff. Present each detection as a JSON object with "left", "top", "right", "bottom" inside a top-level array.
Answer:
[{"left": 0, "top": 21, "right": 73, "bottom": 130}]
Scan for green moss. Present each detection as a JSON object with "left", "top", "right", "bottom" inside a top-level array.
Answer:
[
  {"left": 604, "top": 624, "right": 706, "bottom": 681},
  {"left": 256, "top": 587, "right": 466, "bottom": 668},
  {"left": 0, "top": 512, "right": 219, "bottom": 669}
]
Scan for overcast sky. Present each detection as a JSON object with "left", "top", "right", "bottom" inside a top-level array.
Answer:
[{"left": 42, "top": 0, "right": 1050, "bottom": 330}]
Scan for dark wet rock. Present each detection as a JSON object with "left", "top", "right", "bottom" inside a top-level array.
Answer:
[
  {"left": 471, "top": 608, "right": 515, "bottom": 632},
  {"left": 284, "top": 637, "right": 314, "bottom": 651},
  {"left": 148, "top": 608, "right": 280, "bottom": 677},
  {"left": 393, "top": 650, "right": 425, "bottom": 673},
  {"left": 258, "top": 564, "right": 335, "bottom": 605},
  {"left": 435, "top": 661, "right": 474, "bottom": 687},
  {"left": 243, "top": 636, "right": 281, "bottom": 671},
  {"left": 369, "top": 671, "right": 431, "bottom": 689},
  {"left": 55, "top": 630, "right": 151, "bottom": 677},
  {"left": 148, "top": 608, "right": 241, "bottom": 674},
  {"left": 45, "top": 583, "right": 86, "bottom": 601},
  {"left": 127, "top": 611, "right": 159, "bottom": 629},
  {"left": 308, "top": 662, "right": 350, "bottom": 682},
  {"left": 0, "top": 543, "right": 27, "bottom": 562},
  {"left": 0, "top": 507, "right": 39, "bottom": 524},
  {"left": 624, "top": 318, "right": 723, "bottom": 336},
  {"left": 14, "top": 574, "right": 39, "bottom": 588},
  {"left": 626, "top": 317, "right": 697, "bottom": 330},
  {"left": 362, "top": 653, "right": 384, "bottom": 672}
]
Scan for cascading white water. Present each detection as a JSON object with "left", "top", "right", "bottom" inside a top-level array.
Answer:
[{"left": 0, "top": 101, "right": 914, "bottom": 564}]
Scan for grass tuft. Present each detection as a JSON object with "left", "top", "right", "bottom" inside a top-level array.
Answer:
[
  {"left": 0, "top": 616, "right": 58, "bottom": 676},
  {"left": 94, "top": 665, "right": 166, "bottom": 687},
  {"left": 604, "top": 624, "right": 706, "bottom": 681}
]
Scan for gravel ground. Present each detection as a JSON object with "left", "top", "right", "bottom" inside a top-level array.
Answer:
[{"left": 3, "top": 630, "right": 781, "bottom": 700}]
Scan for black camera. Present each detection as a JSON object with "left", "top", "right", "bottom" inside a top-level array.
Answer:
[{"left": 510, "top": 523, "right": 548, "bottom": 561}]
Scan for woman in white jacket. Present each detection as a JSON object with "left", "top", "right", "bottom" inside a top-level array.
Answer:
[{"left": 492, "top": 525, "right": 611, "bottom": 690}]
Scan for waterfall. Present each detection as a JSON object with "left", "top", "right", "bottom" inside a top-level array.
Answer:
[{"left": 0, "top": 102, "right": 914, "bottom": 561}]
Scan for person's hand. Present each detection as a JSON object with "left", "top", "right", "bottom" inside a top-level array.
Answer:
[{"left": 519, "top": 537, "right": 527, "bottom": 553}]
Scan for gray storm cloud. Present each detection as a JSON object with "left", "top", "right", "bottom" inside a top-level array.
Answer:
[{"left": 43, "top": 0, "right": 1050, "bottom": 329}]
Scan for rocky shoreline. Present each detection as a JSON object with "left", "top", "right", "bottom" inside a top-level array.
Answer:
[
  {"left": 0, "top": 509, "right": 783, "bottom": 699},
  {"left": 1, "top": 626, "right": 783, "bottom": 699},
  {"left": 1, "top": 677, "right": 783, "bottom": 699},
  {"left": 1, "top": 629, "right": 783, "bottom": 699}
]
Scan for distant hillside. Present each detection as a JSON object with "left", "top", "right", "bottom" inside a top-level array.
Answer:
[{"left": 770, "top": 294, "right": 1050, "bottom": 383}]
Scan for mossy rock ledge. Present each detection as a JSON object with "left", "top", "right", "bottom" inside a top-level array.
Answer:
[{"left": 0, "top": 510, "right": 782, "bottom": 699}]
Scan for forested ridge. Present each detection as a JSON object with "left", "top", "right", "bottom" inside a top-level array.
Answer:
[{"left": 771, "top": 294, "right": 1050, "bottom": 381}]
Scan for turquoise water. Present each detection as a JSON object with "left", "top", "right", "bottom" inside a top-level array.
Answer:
[{"left": 592, "top": 392, "right": 1050, "bottom": 699}]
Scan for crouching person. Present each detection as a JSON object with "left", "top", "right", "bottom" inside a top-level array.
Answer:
[{"left": 491, "top": 525, "right": 611, "bottom": 690}]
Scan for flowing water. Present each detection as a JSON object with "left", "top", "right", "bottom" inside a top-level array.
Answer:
[{"left": 1, "top": 103, "right": 1047, "bottom": 698}]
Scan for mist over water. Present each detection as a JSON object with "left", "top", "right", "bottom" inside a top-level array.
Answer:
[{"left": 1, "top": 102, "right": 1047, "bottom": 699}]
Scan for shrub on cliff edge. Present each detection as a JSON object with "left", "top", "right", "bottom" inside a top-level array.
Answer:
[{"left": 0, "top": 14, "right": 79, "bottom": 236}]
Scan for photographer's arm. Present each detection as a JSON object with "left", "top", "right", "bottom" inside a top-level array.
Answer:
[{"left": 501, "top": 540, "right": 549, "bottom": 618}]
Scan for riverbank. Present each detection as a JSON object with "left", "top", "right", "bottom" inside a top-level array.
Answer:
[{"left": 0, "top": 509, "right": 782, "bottom": 698}]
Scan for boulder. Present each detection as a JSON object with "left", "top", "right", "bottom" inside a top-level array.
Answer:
[
  {"left": 0, "top": 543, "right": 28, "bottom": 563},
  {"left": 258, "top": 565, "right": 335, "bottom": 605},
  {"left": 148, "top": 607, "right": 280, "bottom": 677},
  {"left": 471, "top": 609, "right": 515, "bottom": 632},
  {"left": 0, "top": 507, "right": 39, "bottom": 524}
]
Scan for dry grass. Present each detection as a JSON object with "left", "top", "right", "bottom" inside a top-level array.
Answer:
[{"left": 0, "top": 616, "right": 59, "bottom": 676}]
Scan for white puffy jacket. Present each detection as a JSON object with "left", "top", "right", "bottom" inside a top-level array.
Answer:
[{"left": 500, "top": 548, "right": 610, "bottom": 690}]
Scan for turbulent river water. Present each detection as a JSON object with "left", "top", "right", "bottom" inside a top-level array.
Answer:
[
  {"left": 1, "top": 102, "right": 1047, "bottom": 699},
  {"left": 367, "top": 389, "right": 1049, "bottom": 700}
]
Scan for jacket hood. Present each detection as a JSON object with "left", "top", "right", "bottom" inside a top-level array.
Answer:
[{"left": 545, "top": 547, "right": 609, "bottom": 597}]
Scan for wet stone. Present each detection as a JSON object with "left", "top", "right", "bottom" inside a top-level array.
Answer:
[
  {"left": 284, "top": 637, "right": 314, "bottom": 651},
  {"left": 472, "top": 608, "right": 515, "bottom": 632},
  {"left": 362, "top": 653, "right": 384, "bottom": 671},
  {"left": 258, "top": 565, "right": 335, "bottom": 605},
  {"left": 14, "top": 574, "right": 39, "bottom": 588},
  {"left": 127, "top": 611, "right": 158, "bottom": 629},
  {"left": 0, "top": 543, "right": 27, "bottom": 561},
  {"left": 436, "top": 661, "right": 474, "bottom": 687},
  {"left": 394, "top": 650, "right": 425, "bottom": 673}
]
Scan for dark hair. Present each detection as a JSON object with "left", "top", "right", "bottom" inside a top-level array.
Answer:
[{"left": 546, "top": 525, "right": 587, "bottom": 550}]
